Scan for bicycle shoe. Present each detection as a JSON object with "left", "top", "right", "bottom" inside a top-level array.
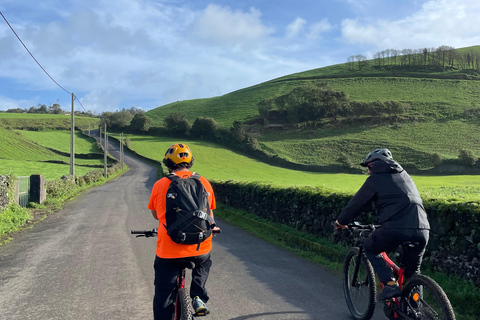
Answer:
[
  {"left": 192, "top": 296, "right": 210, "bottom": 316},
  {"left": 379, "top": 281, "right": 401, "bottom": 301}
]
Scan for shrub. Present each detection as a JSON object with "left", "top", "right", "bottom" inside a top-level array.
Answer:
[
  {"left": 431, "top": 152, "right": 443, "bottom": 166},
  {"left": 164, "top": 113, "right": 192, "bottom": 136},
  {"left": 191, "top": 117, "right": 218, "bottom": 139},
  {"left": 458, "top": 149, "right": 477, "bottom": 166}
]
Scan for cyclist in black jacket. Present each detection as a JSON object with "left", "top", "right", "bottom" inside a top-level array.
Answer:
[{"left": 335, "top": 149, "right": 430, "bottom": 299}]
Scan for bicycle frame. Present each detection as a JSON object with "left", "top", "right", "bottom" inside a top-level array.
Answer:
[{"left": 381, "top": 252, "right": 405, "bottom": 290}]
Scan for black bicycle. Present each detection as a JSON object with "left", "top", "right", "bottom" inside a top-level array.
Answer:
[
  {"left": 131, "top": 228, "right": 220, "bottom": 320},
  {"left": 342, "top": 222, "right": 455, "bottom": 320}
]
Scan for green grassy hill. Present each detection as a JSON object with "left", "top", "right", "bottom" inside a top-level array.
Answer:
[
  {"left": 0, "top": 119, "right": 108, "bottom": 179},
  {"left": 145, "top": 46, "right": 480, "bottom": 172}
]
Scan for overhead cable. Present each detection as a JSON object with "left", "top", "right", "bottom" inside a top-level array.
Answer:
[{"left": 1, "top": 11, "right": 87, "bottom": 112}]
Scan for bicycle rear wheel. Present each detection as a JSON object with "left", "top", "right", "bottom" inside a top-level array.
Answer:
[
  {"left": 177, "top": 288, "right": 195, "bottom": 320},
  {"left": 401, "top": 274, "right": 456, "bottom": 320},
  {"left": 343, "top": 247, "right": 377, "bottom": 320}
]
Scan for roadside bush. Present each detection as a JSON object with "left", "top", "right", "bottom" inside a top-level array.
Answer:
[
  {"left": 0, "top": 175, "right": 16, "bottom": 210},
  {"left": 46, "top": 179, "right": 77, "bottom": 198},
  {"left": 0, "top": 204, "right": 32, "bottom": 238}
]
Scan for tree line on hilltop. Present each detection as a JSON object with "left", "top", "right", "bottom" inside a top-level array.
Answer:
[{"left": 348, "top": 45, "right": 480, "bottom": 70}]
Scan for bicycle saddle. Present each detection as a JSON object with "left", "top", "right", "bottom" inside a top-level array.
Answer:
[{"left": 176, "top": 259, "right": 195, "bottom": 269}]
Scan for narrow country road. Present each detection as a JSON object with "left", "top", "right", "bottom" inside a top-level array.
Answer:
[{"left": 0, "top": 133, "right": 386, "bottom": 320}]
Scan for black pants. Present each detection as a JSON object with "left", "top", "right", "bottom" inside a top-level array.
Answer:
[
  {"left": 153, "top": 253, "right": 212, "bottom": 320},
  {"left": 363, "top": 228, "right": 429, "bottom": 285}
]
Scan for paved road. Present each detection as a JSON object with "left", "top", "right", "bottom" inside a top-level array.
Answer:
[{"left": 0, "top": 134, "right": 386, "bottom": 320}]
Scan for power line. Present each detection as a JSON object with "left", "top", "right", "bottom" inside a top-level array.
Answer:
[{"left": 0, "top": 11, "right": 87, "bottom": 112}]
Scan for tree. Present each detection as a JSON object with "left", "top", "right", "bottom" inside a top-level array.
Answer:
[
  {"left": 458, "top": 149, "right": 477, "bottom": 166},
  {"left": 164, "top": 113, "right": 192, "bottom": 135},
  {"left": 230, "top": 121, "right": 246, "bottom": 142},
  {"left": 355, "top": 55, "right": 368, "bottom": 70},
  {"left": 48, "top": 103, "right": 64, "bottom": 114},
  {"left": 129, "top": 113, "right": 153, "bottom": 132},
  {"left": 191, "top": 117, "right": 218, "bottom": 139}
]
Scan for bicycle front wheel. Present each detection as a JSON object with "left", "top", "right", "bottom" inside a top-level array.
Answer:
[
  {"left": 401, "top": 274, "right": 456, "bottom": 320},
  {"left": 177, "top": 288, "right": 195, "bottom": 320},
  {"left": 343, "top": 247, "right": 377, "bottom": 320}
]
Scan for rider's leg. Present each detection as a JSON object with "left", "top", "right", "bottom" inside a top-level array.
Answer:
[
  {"left": 189, "top": 253, "right": 212, "bottom": 302},
  {"left": 363, "top": 228, "right": 403, "bottom": 284},
  {"left": 402, "top": 229, "right": 429, "bottom": 280},
  {"left": 153, "top": 256, "right": 181, "bottom": 320}
]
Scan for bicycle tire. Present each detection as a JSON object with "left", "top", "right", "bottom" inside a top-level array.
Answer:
[
  {"left": 401, "top": 274, "right": 456, "bottom": 320},
  {"left": 177, "top": 288, "right": 195, "bottom": 320},
  {"left": 343, "top": 247, "right": 377, "bottom": 320}
]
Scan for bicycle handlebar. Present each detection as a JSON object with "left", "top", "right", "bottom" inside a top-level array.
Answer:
[
  {"left": 130, "top": 227, "right": 222, "bottom": 238},
  {"left": 347, "top": 222, "right": 381, "bottom": 230}
]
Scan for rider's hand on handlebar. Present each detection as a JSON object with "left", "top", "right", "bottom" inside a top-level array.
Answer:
[{"left": 334, "top": 220, "right": 348, "bottom": 230}]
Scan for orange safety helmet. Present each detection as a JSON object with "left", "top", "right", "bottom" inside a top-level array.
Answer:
[{"left": 163, "top": 143, "right": 193, "bottom": 166}]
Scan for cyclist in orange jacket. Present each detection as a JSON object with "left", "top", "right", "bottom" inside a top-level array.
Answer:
[
  {"left": 335, "top": 149, "right": 430, "bottom": 300},
  {"left": 148, "top": 143, "right": 219, "bottom": 319}
]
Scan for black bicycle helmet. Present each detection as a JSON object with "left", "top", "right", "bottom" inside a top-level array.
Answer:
[{"left": 360, "top": 148, "right": 393, "bottom": 167}]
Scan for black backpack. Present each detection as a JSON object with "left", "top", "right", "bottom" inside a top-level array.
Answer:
[{"left": 164, "top": 173, "right": 213, "bottom": 250}]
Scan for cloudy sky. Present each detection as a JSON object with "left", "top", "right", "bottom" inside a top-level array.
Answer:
[{"left": 0, "top": 0, "right": 479, "bottom": 113}]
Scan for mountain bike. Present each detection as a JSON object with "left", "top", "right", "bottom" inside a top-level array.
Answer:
[
  {"left": 131, "top": 228, "right": 220, "bottom": 320},
  {"left": 342, "top": 222, "right": 456, "bottom": 320}
]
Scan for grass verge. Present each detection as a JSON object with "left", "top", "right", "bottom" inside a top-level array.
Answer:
[
  {"left": 214, "top": 204, "right": 479, "bottom": 320},
  {"left": 0, "top": 165, "right": 129, "bottom": 244}
]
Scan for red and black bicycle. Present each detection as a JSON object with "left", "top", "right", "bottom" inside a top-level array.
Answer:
[
  {"left": 131, "top": 228, "right": 219, "bottom": 320},
  {"left": 342, "top": 222, "right": 455, "bottom": 320}
]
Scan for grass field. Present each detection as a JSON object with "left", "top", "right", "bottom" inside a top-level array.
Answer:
[
  {"left": 258, "top": 120, "right": 480, "bottom": 169},
  {"left": 17, "top": 130, "right": 102, "bottom": 155},
  {"left": 0, "top": 128, "right": 107, "bottom": 180},
  {"left": 119, "top": 134, "right": 480, "bottom": 202},
  {"left": 0, "top": 113, "right": 99, "bottom": 131}
]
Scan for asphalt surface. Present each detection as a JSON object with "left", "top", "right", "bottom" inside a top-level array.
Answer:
[{"left": 0, "top": 133, "right": 386, "bottom": 320}]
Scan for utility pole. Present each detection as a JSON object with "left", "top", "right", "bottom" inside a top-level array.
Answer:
[
  {"left": 104, "top": 123, "right": 108, "bottom": 178},
  {"left": 70, "top": 93, "right": 75, "bottom": 176},
  {"left": 120, "top": 132, "right": 124, "bottom": 169}
]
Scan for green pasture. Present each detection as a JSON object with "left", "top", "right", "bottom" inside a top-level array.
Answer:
[
  {"left": 0, "top": 159, "right": 97, "bottom": 180},
  {"left": 17, "top": 130, "right": 102, "bottom": 154},
  {"left": 0, "top": 113, "right": 98, "bottom": 131},
  {"left": 0, "top": 128, "right": 107, "bottom": 179},
  {"left": 259, "top": 120, "right": 480, "bottom": 169},
  {"left": 119, "top": 134, "right": 480, "bottom": 202}
]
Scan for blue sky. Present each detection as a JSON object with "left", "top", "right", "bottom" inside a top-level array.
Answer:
[{"left": 0, "top": 0, "right": 479, "bottom": 113}]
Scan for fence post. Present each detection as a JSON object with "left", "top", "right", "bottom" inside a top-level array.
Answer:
[{"left": 30, "top": 175, "right": 46, "bottom": 204}]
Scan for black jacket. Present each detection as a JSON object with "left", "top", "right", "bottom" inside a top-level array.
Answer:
[{"left": 337, "top": 160, "right": 430, "bottom": 229}]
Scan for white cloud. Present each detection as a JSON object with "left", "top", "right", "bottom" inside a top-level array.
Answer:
[
  {"left": 341, "top": 0, "right": 480, "bottom": 51},
  {"left": 307, "top": 18, "right": 333, "bottom": 39},
  {"left": 285, "top": 17, "right": 306, "bottom": 39},
  {"left": 0, "top": 95, "right": 39, "bottom": 110},
  {"left": 189, "top": 4, "right": 275, "bottom": 48}
]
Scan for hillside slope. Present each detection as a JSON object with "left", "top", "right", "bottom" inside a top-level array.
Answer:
[{"left": 145, "top": 48, "right": 480, "bottom": 172}]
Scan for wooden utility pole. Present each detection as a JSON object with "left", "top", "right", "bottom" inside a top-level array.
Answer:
[
  {"left": 120, "top": 132, "right": 124, "bottom": 169},
  {"left": 104, "top": 123, "right": 108, "bottom": 178},
  {"left": 70, "top": 93, "right": 75, "bottom": 176}
]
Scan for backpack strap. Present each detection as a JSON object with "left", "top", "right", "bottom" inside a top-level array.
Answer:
[{"left": 164, "top": 210, "right": 214, "bottom": 236}]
